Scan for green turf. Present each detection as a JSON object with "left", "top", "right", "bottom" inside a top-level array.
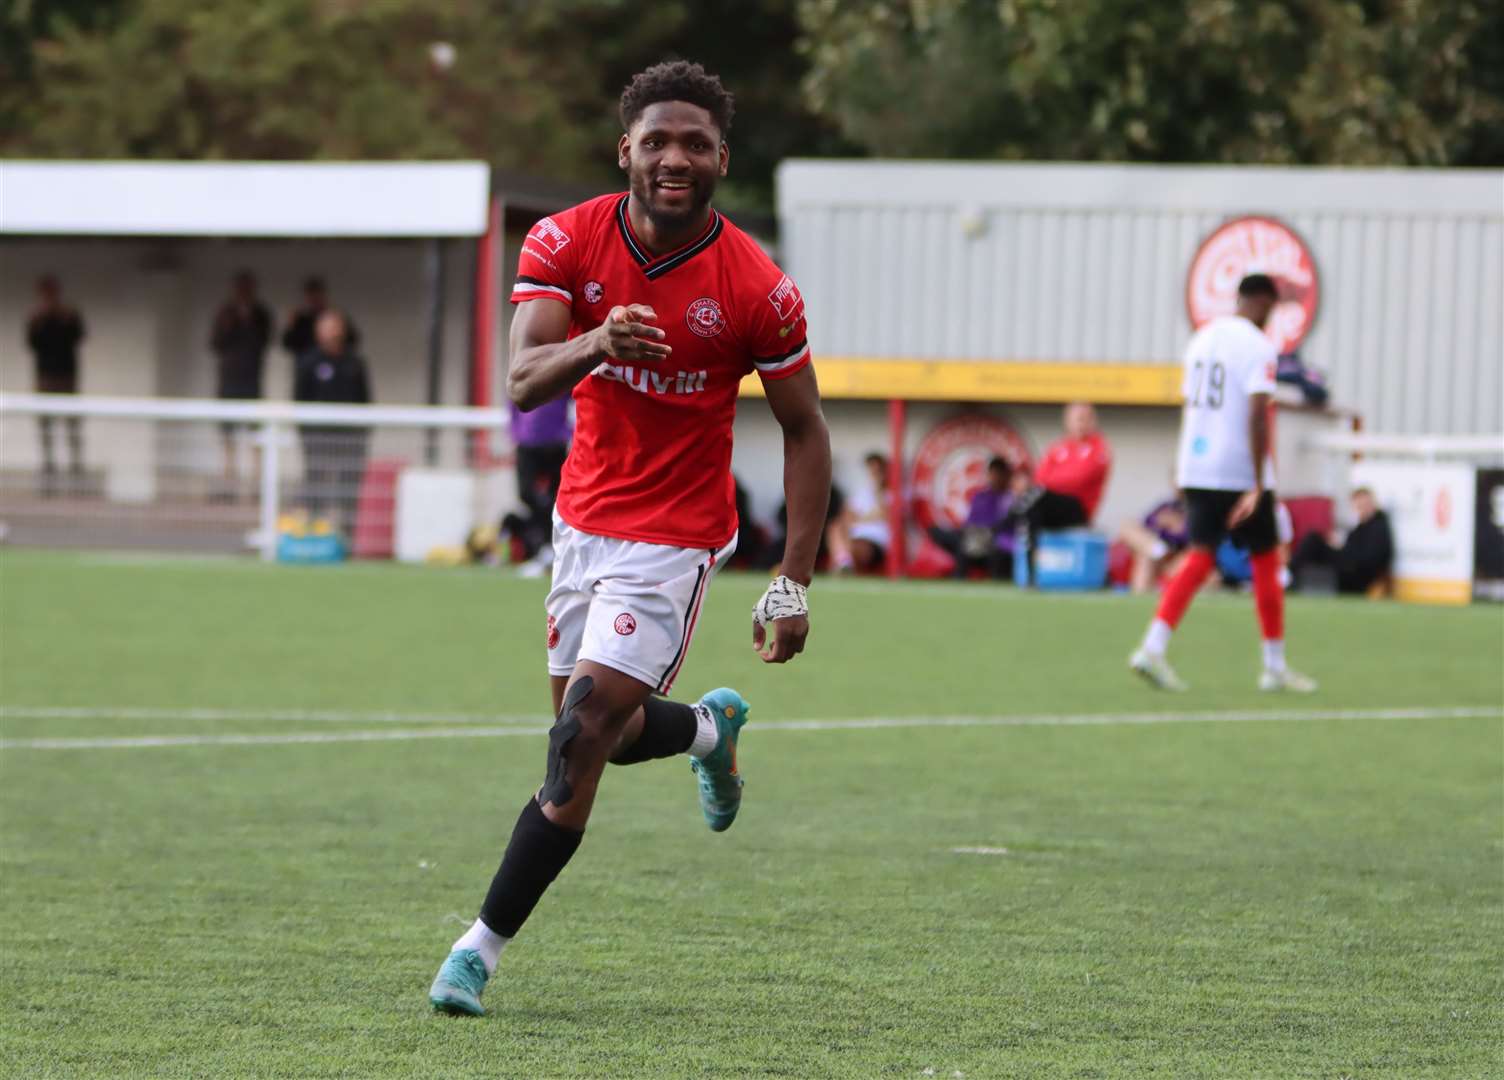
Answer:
[{"left": 1, "top": 548, "right": 1500, "bottom": 1078}]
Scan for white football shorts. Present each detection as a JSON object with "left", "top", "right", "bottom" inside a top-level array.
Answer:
[{"left": 545, "top": 512, "right": 735, "bottom": 693}]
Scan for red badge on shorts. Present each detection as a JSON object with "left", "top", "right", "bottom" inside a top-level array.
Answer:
[
  {"left": 546, "top": 615, "right": 560, "bottom": 650},
  {"left": 614, "top": 613, "right": 637, "bottom": 636}
]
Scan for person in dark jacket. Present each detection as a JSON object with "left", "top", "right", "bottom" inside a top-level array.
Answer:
[
  {"left": 25, "top": 274, "right": 86, "bottom": 490},
  {"left": 282, "top": 276, "right": 359, "bottom": 359},
  {"left": 1292, "top": 487, "right": 1395, "bottom": 595},
  {"left": 294, "top": 309, "right": 372, "bottom": 535},
  {"left": 210, "top": 270, "right": 272, "bottom": 497}
]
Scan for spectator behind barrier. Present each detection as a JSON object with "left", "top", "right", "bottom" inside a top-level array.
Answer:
[
  {"left": 210, "top": 270, "right": 272, "bottom": 500},
  {"left": 928, "top": 456, "right": 1024, "bottom": 580},
  {"left": 831, "top": 452, "right": 892, "bottom": 573},
  {"left": 1007, "top": 402, "right": 1113, "bottom": 582},
  {"left": 1290, "top": 487, "right": 1395, "bottom": 595},
  {"left": 504, "top": 397, "right": 572, "bottom": 576},
  {"left": 26, "top": 273, "right": 86, "bottom": 492},
  {"left": 282, "top": 276, "right": 361, "bottom": 358},
  {"left": 1115, "top": 493, "right": 1190, "bottom": 594},
  {"left": 293, "top": 309, "right": 372, "bottom": 537}
]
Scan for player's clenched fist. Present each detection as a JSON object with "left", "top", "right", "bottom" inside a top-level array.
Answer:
[
  {"left": 752, "top": 575, "right": 810, "bottom": 664},
  {"left": 597, "top": 304, "right": 671, "bottom": 362}
]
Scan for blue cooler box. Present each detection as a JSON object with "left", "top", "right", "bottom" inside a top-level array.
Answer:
[
  {"left": 276, "top": 533, "right": 348, "bottom": 564},
  {"left": 1015, "top": 529, "right": 1109, "bottom": 590}
]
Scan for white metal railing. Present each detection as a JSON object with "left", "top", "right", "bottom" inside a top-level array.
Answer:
[
  {"left": 0, "top": 393, "right": 509, "bottom": 561},
  {"left": 1306, "top": 431, "right": 1504, "bottom": 461}
]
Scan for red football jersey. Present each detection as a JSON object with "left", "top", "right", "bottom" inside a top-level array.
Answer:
[{"left": 510, "top": 194, "right": 811, "bottom": 548}]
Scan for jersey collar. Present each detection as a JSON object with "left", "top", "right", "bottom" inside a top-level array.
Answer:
[{"left": 615, "top": 194, "right": 723, "bottom": 280}]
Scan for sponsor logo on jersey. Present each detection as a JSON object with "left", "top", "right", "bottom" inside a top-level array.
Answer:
[
  {"left": 529, "top": 216, "right": 571, "bottom": 255},
  {"left": 614, "top": 613, "right": 637, "bottom": 636},
  {"left": 910, "top": 414, "right": 1033, "bottom": 530},
  {"left": 595, "top": 363, "right": 708, "bottom": 396},
  {"left": 521, "top": 245, "right": 559, "bottom": 270},
  {"left": 685, "top": 297, "right": 726, "bottom": 338},
  {"left": 546, "top": 614, "right": 560, "bottom": 650},
  {"left": 1186, "top": 215, "right": 1319, "bottom": 354},
  {"left": 584, "top": 280, "right": 604, "bottom": 304},
  {"left": 768, "top": 274, "right": 804, "bottom": 321}
]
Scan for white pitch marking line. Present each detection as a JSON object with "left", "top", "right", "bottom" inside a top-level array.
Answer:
[
  {"left": 0, "top": 705, "right": 1497, "bottom": 751},
  {"left": 951, "top": 847, "right": 1010, "bottom": 856}
]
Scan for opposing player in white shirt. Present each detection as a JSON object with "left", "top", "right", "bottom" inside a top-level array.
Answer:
[{"left": 1131, "top": 274, "right": 1317, "bottom": 693}]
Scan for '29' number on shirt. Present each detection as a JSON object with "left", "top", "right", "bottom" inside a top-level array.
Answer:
[{"left": 1189, "top": 360, "right": 1225, "bottom": 409}]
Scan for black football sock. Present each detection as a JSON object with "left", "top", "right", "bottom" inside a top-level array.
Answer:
[
  {"left": 608, "top": 696, "right": 698, "bottom": 765},
  {"left": 477, "top": 797, "right": 584, "bottom": 939}
]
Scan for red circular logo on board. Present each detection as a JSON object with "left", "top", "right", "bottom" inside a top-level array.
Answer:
[
  {"left": 910, "top": 414, "right": 1033, "bottom": 530},
  {"left": 613, "top": 613, "right": 637, "bottom": 636},
  {"left": 685, "top": 297, "right": 726, "bottom": 338},
  {"left": 1186, "top": 215, "right": 1319, "bottom": 354},
  {"left": 546, "top": 614, "right": 559, "bottom": 650}
]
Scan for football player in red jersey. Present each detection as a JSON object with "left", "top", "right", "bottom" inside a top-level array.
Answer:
[{"left": 430, "top": 61, "right": 833, "bottom": 1016}]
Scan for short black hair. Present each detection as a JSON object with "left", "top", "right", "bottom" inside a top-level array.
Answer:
[
  {"left": 620, "top": 61, "right": 734, "bottom": 137},
  {"left": 303, "top": 276, "right": 326, "bottom": 294},
  {"left": 987, "top": 456, "right": 1011, "bottom": 474},
  {"left": 1238, "top": 273, "right": 1279, "bottom": 300},
  {"left": 864, "top": 452, "right": 888, "bottom": 469}
]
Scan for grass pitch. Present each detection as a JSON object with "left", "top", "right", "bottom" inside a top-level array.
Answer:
[{"left": 1, "top": 549, "right": 1500, "bottom": 1078}]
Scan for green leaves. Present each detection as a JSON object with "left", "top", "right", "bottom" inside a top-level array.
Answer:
[{"left": 795, "top": 0, "right": 1504, "bottom": 166}]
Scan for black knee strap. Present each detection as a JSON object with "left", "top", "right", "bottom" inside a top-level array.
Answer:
[{"left": 542, "top": 676, "right": 593, "bottom": 807}]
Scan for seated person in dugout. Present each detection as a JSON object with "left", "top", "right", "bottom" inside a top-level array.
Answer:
[{"left": 1290, "top": 487, "right": 1395, "bottom": 595}]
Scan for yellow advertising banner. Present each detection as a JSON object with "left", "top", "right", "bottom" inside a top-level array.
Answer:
[{"left": 739, "top": 357, "right": 1182, "bottom": 405}]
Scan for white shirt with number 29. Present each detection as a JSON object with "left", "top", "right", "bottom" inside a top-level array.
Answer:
[{"left": 1175, "top": 315, "right": 1279, "bottom": 493}]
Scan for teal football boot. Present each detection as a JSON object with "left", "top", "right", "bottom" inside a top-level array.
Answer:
[
  {"left": 690, "top": 688, "right": 749, "bottom": 832},
  {"left": 429, "top": 949, "right": 489, "bottom": 1016}
]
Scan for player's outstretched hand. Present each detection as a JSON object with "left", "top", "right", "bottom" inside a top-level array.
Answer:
[
  {"left": 753, "top": 613, "right": 809, "bottom": 663},
  {"left": 599, "top": 304, "right": 671, "bottom": 362},
  {"left": 1226, "top": 489, "right": 1261, "bottom": 527}
]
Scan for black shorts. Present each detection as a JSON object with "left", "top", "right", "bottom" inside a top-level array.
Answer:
[{"left": 1184, "top": 488, "right": 1278, "bottom": 554}]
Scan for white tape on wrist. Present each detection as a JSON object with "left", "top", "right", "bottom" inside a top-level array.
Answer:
[{"left": 753, "top": 575, "right": 809, "bottom": 627}]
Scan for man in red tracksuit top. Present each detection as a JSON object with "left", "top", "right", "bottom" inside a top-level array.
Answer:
[{"left": 1011, "top": 402, "right": 1113, "bottom": 579}]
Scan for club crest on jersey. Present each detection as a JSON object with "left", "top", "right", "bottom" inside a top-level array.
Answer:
[
  {"left": 583, "top": 281, "right": 604, "bottom": 304},
  {"left": 614, "top": 613, "right": 637, "bottom": 636},
  {"left": 767, "top": 274, "right": 804, "bottom": 321},
  {"left": 546, "top": 614, "right": 560, "bottom": 650},
  {"left": 529, "top": 217, "right": 571, "bottom": 255},
  {"left": 685, "top": 297, "right": 726, "bottom": 338}
]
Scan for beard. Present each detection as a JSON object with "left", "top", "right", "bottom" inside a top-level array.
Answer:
[{"left": 629, "top": 168, "right": 717, "bottom": 232}]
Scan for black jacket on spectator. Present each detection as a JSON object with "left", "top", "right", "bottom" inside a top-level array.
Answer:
[
  {"left": 1337, "top": 511, "right": 1395, "bottom": 592},
  {"left": 211, "top": 302, "right": 271, "bottom": 399},
  {"left": 294, "top": 348, "right": 372, "bottom": 407},
  {"left": 28, "top": 309, "right": 85, "bottom": 382},
  {"left": 1294, "top": 510, "right": 1395, "bottom": 594},
  {"left": 283, "top": 309, "right": 360, "bottom": 357}
]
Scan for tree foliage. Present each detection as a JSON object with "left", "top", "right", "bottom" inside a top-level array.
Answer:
[
  {"left": 2, "top": 0, "right": 848, "bottom": 214},
  {"left": 3, "top": 0, "right": 1498, "bottom": 220},
  {"left": 796, "top": 0, "right": 1504, "bottom": 166}
]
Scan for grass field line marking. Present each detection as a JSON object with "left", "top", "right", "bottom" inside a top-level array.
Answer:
[
  {"left": 0, "top": 705, "right": 1496, "bottom": 751},
  {"left": 952, "top": 846, "right": 1010, "bottom": 856}
]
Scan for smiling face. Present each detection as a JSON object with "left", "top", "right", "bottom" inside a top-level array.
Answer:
[{"left": 619, "top": 100, "right": 728, "bottom": 233}]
